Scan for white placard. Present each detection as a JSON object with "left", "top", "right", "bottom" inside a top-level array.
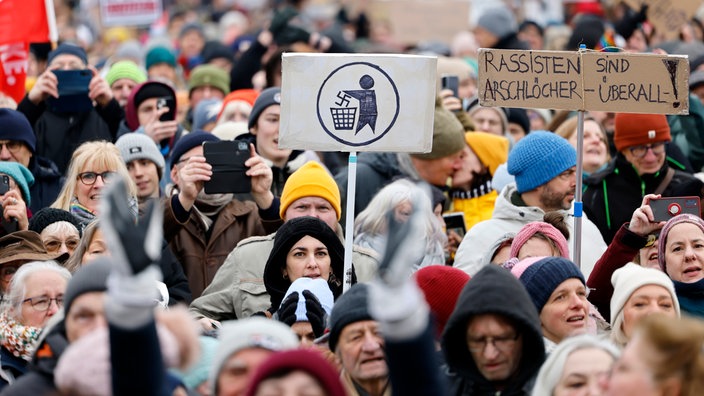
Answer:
[
  {"left": 280, "top": 53, "right": 437, "bottom": 153},
  {"left": 100, "top": 0, "right": 162, "bottom": 27}
]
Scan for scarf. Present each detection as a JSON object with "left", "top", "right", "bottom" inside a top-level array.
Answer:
[
  {"left": 674, "top": 279, "right": 704, "bottom": 319},
  {"left": 166, "top": 184, "right": 232, "bottom": 231},
  {"left": 70, "top": 196, "right": 139, "bottom": 228},
  {"left": 0, "top": 310, "right": 41, "bottom": 362}
]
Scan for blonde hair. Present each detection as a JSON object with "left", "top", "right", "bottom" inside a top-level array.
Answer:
[
  {"left": 51, "top": 141, "right": 137, "bottom": 211},
  {"left": 635, "top": 315, "right": 704, "bottom": 396}
]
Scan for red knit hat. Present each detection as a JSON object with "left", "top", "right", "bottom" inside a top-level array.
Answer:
[
  {"left": 246, "top": 349, "right": 345, "bottom": 396},
  {"left": 613, "top": 113, "right": 671, "bottom": 151},
  {"left": 414, "top": 265, "right": 470, "bottom": 338}
]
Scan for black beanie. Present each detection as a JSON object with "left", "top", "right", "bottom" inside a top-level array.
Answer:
[
  {"left": 29, "top": 207, "right": 82, "bottom": 237},
  {"left": 263, "top": 216, "right": 344, "bottom": 311},
  {"left": 47, "top": 43, "right": 88, "bottom": 66},
  {"left": 63, "top": 258, "right": 111, "bottom": 315},
  {"left": 133, "top": 82, "right": 174, "bottom": 110},
  {"left": 506, "top": 107, "right": 531, "bottom": 136},
  {"left": 328, "top": 283, "right": 371, "bottom": 352}
]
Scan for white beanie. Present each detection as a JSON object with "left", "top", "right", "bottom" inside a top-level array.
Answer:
[
  {"left": 532, "top": 334, "right": 620, "bottom": 396},
  {"left": 281, "top": 277, "right": 334, "bottom": 323},
  {"left": 610, "top": 263, "right": 680, "bottom": 345},
  {"left": 210, "top": 317, "right": 299, "bottom": 395}
]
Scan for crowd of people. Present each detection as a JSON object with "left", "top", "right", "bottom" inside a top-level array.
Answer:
[{"left": 2, "top": 0, "right": 704, "bottom": 395}]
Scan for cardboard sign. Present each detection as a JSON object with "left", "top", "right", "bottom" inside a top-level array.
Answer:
[
  {"left": 100, "top": 0, "right": 162, "bottom": 27},
  {"left": 623, "top": 0, "right": 700, "bottom": 40},
  {"left": 478, "top": 49, "right": 689, "bottom": 115},
  {"left": 367, "top": 0, "right": 471, "bottom": 46},
  {"left": 280, "top": 53, "right": 437, "bottom": 153}
]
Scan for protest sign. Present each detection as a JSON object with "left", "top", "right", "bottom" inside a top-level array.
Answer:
[
  {"left": 478, "top": 48, "right": 689, "bottom": 115},
  {"left": 623, "top": 0, "right": 700, "bottom": 40},
  {"left": 100, "top": 0, "right": 162, "bottom": 27},
  {"left": 280, "top": 53, "right": 437, "bottom": 153}
]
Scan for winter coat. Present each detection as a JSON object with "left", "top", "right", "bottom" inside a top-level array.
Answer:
[
  {"left": 586, "top": 224, "right": 647, "bottom": 319},
  {"left": 28, "top": 156, "right": 63, "bottom": 213},
  {"left": 17, "top": 96, "right": 122, "bottom": 174},
  {"left": 189, "top": 227, "right": 379, "bottom": 321},
  {"left": 454, "top": 184, "right": 606, "bottom": 279},
  {"left": 0, "top": 347, "right": 26, "bottom": 390},
  {"left": 442, "top": 265, "right": 545, "bottom": 396},
  {"left": 0, "top": 320, "right": 68, "bottom": 396},
  {"left": 583, "top": 154, "right": 704, "bottom": 244},
  {"left": 163, "top": 195, "right": 271, "bottom": 298}
]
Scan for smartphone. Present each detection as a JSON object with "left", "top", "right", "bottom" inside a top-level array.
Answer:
[
  {"left": 441, "top": 75, "right": 459, "bottom": 98},
  {"left": 648, "top": 196, "right": 701, "bottom": 222},
  {"left": 203, "top": 140, "right": 251, "bottom": 194},
  {"left": 46, "top": 69, "right": 93, "bottom": 113},
  {"left": 443, "top": 212, "right": 467, "bottom": 238},
  {"left": 156, "top": 96, "right": 176, "bottom": 122},
  {"left": 0, "top": 175, "right": 9, "bottom": 196}
]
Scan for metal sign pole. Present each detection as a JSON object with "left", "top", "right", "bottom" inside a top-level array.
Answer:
[{"left": 342, "top": 151, "right": 357, "bottom": 293}]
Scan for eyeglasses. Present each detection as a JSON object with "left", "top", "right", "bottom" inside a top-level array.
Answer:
[
  {"left": 22, "top": 296, "right": 64, "bottom": 311},
  {"left": 0, "top": 141, "right": 23, "bottom": 153},
  {"left": 44, "top": 238, "right": 80, "bottom": 253},
  {"left": 628, "top": 142, "right": 666, "bottom": 158},
  {"left": 78, "top": 171, "right": 116, "bottom": 185},
  {"left": 467, "top": 333, "right": 519, "bottom": 353}
]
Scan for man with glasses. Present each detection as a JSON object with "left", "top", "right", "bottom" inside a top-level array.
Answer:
[
  {"left": 16, "top": 43, "right": 122, "bottom": 174},
  {"left": 0, "top": 109, "right": 63, "bottom": 213},
  {"left": 442, "top": 265, "right": 545, "bottom": 395},
  {"left": 583, "top": 113, "right": 704, "bottom": 243}
]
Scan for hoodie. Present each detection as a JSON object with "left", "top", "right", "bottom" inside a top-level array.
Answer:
[{"left": 442, "top": 265, "right": 545, "bottom": 396}]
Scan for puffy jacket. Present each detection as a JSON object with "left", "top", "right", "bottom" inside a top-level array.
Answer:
[
  {"left": 454, "top": 183, "right": 606, "bottom": 279},
  {"left": 583, "top": 154, "right": 704, "bottom": 244}
]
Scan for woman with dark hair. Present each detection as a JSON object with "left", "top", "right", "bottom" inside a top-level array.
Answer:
[{"left": 262, "top": 216, "right": 348, "bottom": 316}]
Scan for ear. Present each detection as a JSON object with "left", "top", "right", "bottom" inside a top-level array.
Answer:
[
  {"left": 281, "top": 267, "right": 288, "bottom": 279},
  {"left": 250, "top": 125, "right": 258, "bottom": 136},
  {"left": 170, "top": 166, "right": 179, "bottom": 184}
]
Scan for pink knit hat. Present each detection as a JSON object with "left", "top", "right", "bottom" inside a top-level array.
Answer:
[
  {"left": 509, "top": 256, "right": 550, "bottom": 279},
  {"left": 658, "top": 213, "right": 704, "bottom": 272},
  {"left": 509, "top": 221, "right": 570, "bottom": 259}
]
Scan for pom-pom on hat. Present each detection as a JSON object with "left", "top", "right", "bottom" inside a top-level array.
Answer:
[
  {"left": 279, "top": 161, "right": 341, "bottom": 220},
  {"left": 613, "top": 113, "right": 671, "bottom": 152},
  {"left": 507, "top": 131, "right": 576, "bottom": 193}
]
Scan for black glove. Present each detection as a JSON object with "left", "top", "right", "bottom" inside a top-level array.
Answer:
[
  {"left": 275, "top": 292, "right": 299, "bottom": 326},
  {"left": 273, "top": 25, "right": 311, "bottom": 46},
  {"left": 303, "top": 290, "right": 327, "bottom": 338}
]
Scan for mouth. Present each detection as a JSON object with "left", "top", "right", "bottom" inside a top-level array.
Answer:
[
  {"left": 566, "top": 315, "right": 586, "bottom": 326},
  {"left": 360, "top": 356, "right": 385, "bottom": 366},
  {"left": 304, "top": 273, "right": 321, "bottom": 279},
  {"left": 683, "top": 266, "right": 702, "bottom": 278}
]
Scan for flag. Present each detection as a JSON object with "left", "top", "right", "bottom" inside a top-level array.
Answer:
[
  {"left": 0, "top": 0, "right": 51, "bottom": 45},
  {"left": 0, "top": 42, "right": 29, "bottom": 104}
]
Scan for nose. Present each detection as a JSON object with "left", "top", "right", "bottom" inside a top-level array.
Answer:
[
  {"left": 133, "top": 163, "right": 144, "bottom": 177},
  {"left": 57, "top": 242, "right": 69, "bottom": 256},
  {"left": 0, "top": 145, "right": 11, "bottom": 160},
  {"left": 93, "top": 175, "right": 106, "bottom": 189},
  {"left": 643, "top": 147, "right": 658, "bottom": 160},
  {"left": 361, "top": 332, "right": 381, "bottom": 352},
  {"left": 306, "top": 253, "right": 318, "bottom": 268},
  {"left": 47, "top": 299, "right": 60, "bottom": 316},
  {"left": 482, "top": 341, "right": 500, "bottom": 359}
]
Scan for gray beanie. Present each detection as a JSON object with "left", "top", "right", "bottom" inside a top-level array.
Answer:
[
  {"left": 115, "top": 133, "right": 166, "bottom": 179},
  {"left": 476, "top": 7, "right": 517, "bottom": 40},
  {"left": 64, "top": 258, "right": 112, "bottom": 315},
  {"left": 328, "top": 283, "right": 372, "bottom": 352}
]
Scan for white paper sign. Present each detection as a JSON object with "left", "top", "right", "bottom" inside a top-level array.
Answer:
[
  {"left": 280, "top": 53, "right": 437, "bottom": 153},
  {"left": 100, "top": 0, "right": 162, "bottom": 27}
]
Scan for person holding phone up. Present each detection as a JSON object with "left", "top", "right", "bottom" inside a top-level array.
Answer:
[
  {"left": 0, "top": 163, "right": 35, "bottom": 234},
  {"left": 164, "top": 131, "right": 280, "bottom": 298},
  {"left": 17, "top": 43, "right": 123, "bottom": 174}
]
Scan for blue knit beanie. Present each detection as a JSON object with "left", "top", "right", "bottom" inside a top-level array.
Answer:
[
  {"left": 518, "top": 257, "right": 585, "bottom": 314},
  {"left": 169, "top": 131, "right": 220, "bottom": 169},
  {"left": 0, "top": 162, "right": 34, "bottom": 205},
  {"left": 0, "top": 109, "right": 36, "bottom": 152},
  {"left": 507, "top": 131, "right": 576, "bottom": 193},
  {"left": 48, "top": 43, "right": 88, "bottom": 66}
]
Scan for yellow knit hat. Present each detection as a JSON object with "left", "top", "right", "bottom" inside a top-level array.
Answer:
[{"left": 280, "top": 162, "right": 341, "bottom": 220}]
